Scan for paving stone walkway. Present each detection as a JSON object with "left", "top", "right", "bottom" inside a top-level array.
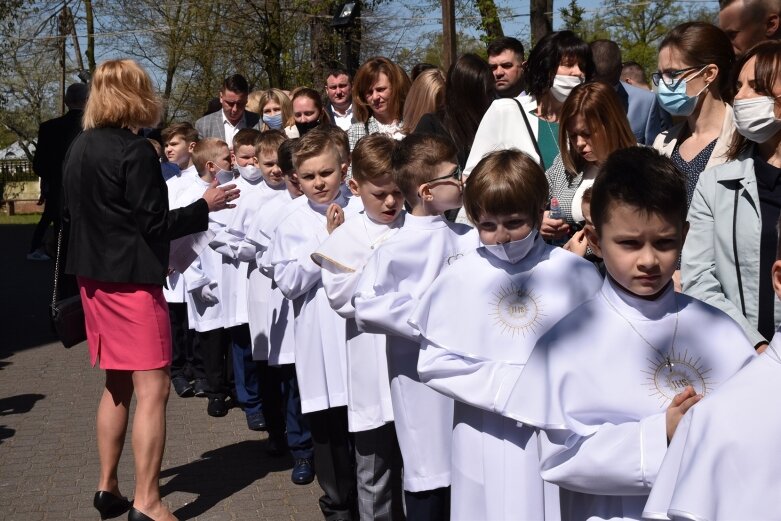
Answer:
[{"left": 0, "top": 224, "right": 322, "bottom": 520}]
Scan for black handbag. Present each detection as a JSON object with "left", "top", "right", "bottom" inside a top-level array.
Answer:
[{"left": 49, "top": 228, "right": 86, "bottom": 348}]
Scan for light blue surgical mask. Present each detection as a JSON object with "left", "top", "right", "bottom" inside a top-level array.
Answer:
[
  {"left": 655, "top": 66, "right": 709, "bottom": 116},
  {"left": 263, "top": 113, "right": 283, "bottom": 130}
]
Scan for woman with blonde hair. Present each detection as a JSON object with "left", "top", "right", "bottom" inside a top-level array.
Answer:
[
  {"left": 63, "top": 59, "right": 237, "bottom": 521},
  {"left": 347, "top": 56, "right": 412, "bottom": 148},
  {"left": 249, "top": 88, "right": 295, "bottom": 132},
  {"left": 401, "top": 67, "right": 445, "bottom": 135}
]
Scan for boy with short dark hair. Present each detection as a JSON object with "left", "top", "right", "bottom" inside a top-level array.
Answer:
[
  {"left": 498, "top": 147, "right": 756, "bottom": 521},
  {"left": 353, "top": 133, "right": 479, "bottom": 519},
  {"left": 313, "top": 134, "right": 405, "bottom": 520}
]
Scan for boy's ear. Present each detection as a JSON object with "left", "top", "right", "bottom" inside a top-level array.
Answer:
[
  {"left": 231, "top": 152, "right": 237, "bottom": 165},
  {"left": 340, "top": 162, "right": 348, "bottom": 180},
  {"left": 773, "top": 260, "right": 781, "bottom": 300},
  {"left": 188, "top": 141, "right": 196, "bottom": 153},
  {"left": 584, "top": 225, "right": 602, "bottom": 257},
  {"left": 347, "top": 178, "right": 360, "bottom": 196},
  {"left": 419, "top": 183, "right": 433, "bottom": 202}
]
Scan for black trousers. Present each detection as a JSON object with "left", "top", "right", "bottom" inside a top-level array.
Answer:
[
  {"left": 405, "top": 486, "right": 450, "bottom": 521},
  {"left": 168, "top": 302, "right": 203, "bottom": 380},
  {"left": 308, "top": 406, "right": 357, "bottom": 520},
  {"left": 198, "top": 327, "right": 230, "bottom": 398},
  {"left": 29, "top": 193, "right": 60, "bottom": 253}
]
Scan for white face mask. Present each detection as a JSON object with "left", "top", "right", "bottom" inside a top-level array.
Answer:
[
  {"left": 237, "top": 164, "right": 262, "bottom": 183},
  {"left": 215, "top": 168, "right": 235, "bottom": 185},
  {"left": 550, "top": 75, "right": 584, "bottom": 103},
  {"left": 733, "top": 96, "right": 781, "bottom": 143},
  {"left": 483, "top": 229, "right": 538, "bottom": 264}
]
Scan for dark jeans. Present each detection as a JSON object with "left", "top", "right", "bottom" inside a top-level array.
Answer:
[
  {"left": 405, "top": 486, "right": 450, "bottom": 521},
  {"left": 308, "top": 406, "right": 357, "bottom": 520},
  {"left": 263, "top": 363, "right": 313, "bottom": 459},
  {"left": 228, "top": 324, "right": 262, "bottom": 415},
  {"left": 199, "top": 327, "right": 230, "bottom": 398},
  {"left": 168, "top": 302, "right": 204, "bottom": 381}
]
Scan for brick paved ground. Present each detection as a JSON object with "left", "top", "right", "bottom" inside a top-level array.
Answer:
[{"left": 0, "top": 224, "right": 322, "bottom": 520}]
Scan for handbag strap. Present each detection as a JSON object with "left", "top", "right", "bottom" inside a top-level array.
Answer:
[
  {"left": 511, "top": 98, "right": 546, "bottom": 171},
  {"left": 51, "top": 226, "right": 63, "bottom": 308}
]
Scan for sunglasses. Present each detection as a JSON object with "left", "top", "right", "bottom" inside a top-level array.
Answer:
[{"left": 424, "top": 165, "right": 462, "bottom": 185}]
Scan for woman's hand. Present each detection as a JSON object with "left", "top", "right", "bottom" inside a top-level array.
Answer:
[
  {"left": 202, "top": 179, "right": 240, "bottom": 212},
  {"left": 540, "top": 211, "right": 570, "bottom": 241},
  {"left": 563, "top": 229, "right": 588, "bottom": 257}
]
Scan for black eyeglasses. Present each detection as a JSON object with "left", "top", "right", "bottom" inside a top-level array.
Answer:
[
  {"left": 424, "top": 166, "right": 462, "bottom": 185},
  {"left": 651, "top": 66, "right": 706, "bottom": 89}
]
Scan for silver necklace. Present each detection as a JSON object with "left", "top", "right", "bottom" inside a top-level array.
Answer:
[{"left": 600, "top": 289, "right": 679, "bottom": 372}]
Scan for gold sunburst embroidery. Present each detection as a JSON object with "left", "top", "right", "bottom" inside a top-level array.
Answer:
[
  {"left": 489, "top": 282, "right": 545, "bottom": 338},
  {"left": 641, "top": 347, "right": 714, "bottom": 406}
]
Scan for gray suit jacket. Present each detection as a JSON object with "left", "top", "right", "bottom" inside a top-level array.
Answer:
[
  {"left": 617, "top": 81, "right": 671, "bottom": 145},
  {"left": 195, "top": 110, "right": 261, "bottom": 141}
]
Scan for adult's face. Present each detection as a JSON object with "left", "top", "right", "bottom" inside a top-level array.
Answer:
[
  {"left": 220, "top": 88, "right": 248, "bottom": 125},
  {"left": 719, "top": 0, "right": 779, "bottom": 55},
  {"left": 326, "top": 74, "right": 352, "bottom": 110},
  {"left": 365, "top": 72, "right": 394, "bottom": 123},
  {"left": 293, "top": 96, "right": 321, "bottom": 123},
  {"left": 488, "top": 49, "right": 524, "bottom": 97}
]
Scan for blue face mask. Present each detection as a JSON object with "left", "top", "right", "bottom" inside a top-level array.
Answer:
[
  {"left": 655, "top": 66, "right": 709, "bottom": 117},
  {"left": 263, "top": 113, "right": 283, "bottom": 129}
]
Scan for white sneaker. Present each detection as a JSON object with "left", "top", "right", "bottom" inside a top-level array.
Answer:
[{"left": 26, "top": 250, "right": 51, "bottom": 261}]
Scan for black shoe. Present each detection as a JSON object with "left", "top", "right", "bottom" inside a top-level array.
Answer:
[
  {"left": 127, "top": 507, "right": 154, "bottom": 521},
  {"left": 93, "top": 491, "right": 131, "bottom": 520},
  {"left": 193, "top": 378, "right": 208, "bottom": 397},
  {"left": 171, "top": 376, "right": 194, "bottom": 397},
  {"left": 246, "top": 411, "right": 267, "bottom": 431},
  {"left": 207, "top": 396, "right": 228, "bottom": 417},
  {"left": 266, "top": 435, "right": 286, "bottom": 457},
  {"left": 291, "top": 458, "right": 314, "bottom": 485}
]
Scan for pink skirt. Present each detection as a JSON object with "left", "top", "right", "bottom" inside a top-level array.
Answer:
[{"left": 78, "top": 277, "right": 172, "bottom": 370}]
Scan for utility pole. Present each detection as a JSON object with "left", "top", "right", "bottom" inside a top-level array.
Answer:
[
  {"left": 441, "top": 0, "right": 456, "bottom": 72},
  {"left": 58, "top": 7, "right": 68, "bottom": 115}
]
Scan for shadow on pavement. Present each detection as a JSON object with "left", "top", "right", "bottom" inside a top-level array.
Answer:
[
  {"left": 161, "top": 439, "right": 293, "bottom": 520},
  {"left": 1, "top": 225, "right": 59, "bottom": 354},
  {"left": 0, "top": 393, "right": 45, "bottom": 444}
]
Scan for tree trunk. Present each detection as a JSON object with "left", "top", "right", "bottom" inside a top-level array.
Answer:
[
  {"left": 84, "top": 0, "right": 95, "bottom": 73},
  {"left": 530, "top": 0, "right": 553, "bottom": 44},
  {"left": 475, "top": 0, "right": 504, "bottom": 40},
  {"left": 310, "top": 1, "right": 338, "bottom": 86}
]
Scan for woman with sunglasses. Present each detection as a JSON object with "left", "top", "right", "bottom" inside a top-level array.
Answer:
[
  {"left": 682, "top": 40, "right": 781, "bottom": 354},
  {"left": 652, "top": 22, "right": 736, "bottom": 208}
]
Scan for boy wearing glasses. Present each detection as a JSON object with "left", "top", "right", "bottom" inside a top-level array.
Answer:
[{"left": 354, "top": 134, "right": 479, "bottom": 520}]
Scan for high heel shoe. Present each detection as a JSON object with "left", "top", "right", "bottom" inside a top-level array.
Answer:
[
  {"left": 127, "top": 507, "right": 155, "bottom": 521},
  {"left": 93, "top": 491, "right": 131, "bottom": 520}
]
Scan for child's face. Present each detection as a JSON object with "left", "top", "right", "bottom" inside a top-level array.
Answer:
[
  {"left": 206, "top": 145, "right": 232, "bottom": 178},
  {"left": 233, "top": 144, "right": 257, "bottom": 168},
  {"left": 259, "top": 150, "right": 284, "bottom": 187},
  {"left": 165, "top": 134, "right": 194, "bottom": 168},
  {"left": 349, "top": 174, "right": 404, "bottom": 224},
  {"left": 419, "top": 161, "right": 462, "bottom": 212},
  {"left": 476, "top": 211, "right": 538, "bottom": 245},
  {"left": 296, "top": 149, "right": 346, "bottom": 204},
  {"left": 587, "top": 201, "right": 686, "bottom": 299},
  {"left": 284, "top": 172, "right": 304, "bottom": 198}
]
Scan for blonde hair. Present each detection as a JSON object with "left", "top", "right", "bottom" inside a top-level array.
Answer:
[
  {"left": 293, "top": 128, "right": 342, "bottom": 170},
  {"left": 254, "top": 89, "right": 295, "bottom": 130},
  {"left": 401, "top": 68, "right": 445, "bottom": 134},
  {"left": 192, "top": 138, "right": 229, "bottom": 175},
  {"left": 352, "top": 134, "right": 396, "bottom": 183},
  {"left": 83, "top": 59, "right": 162, "bottom": 130}
]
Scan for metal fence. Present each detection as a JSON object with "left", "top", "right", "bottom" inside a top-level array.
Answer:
[{"left": 0, "top": 159, "right": 36, "bottom": 183}]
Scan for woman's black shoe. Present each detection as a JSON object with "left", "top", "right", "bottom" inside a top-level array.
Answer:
[
  {"left": 128, "top": 507, "right": 155, "bottom": 521},
  {"left": 93, "top": 491, "right": 131, "bottom": 520}
]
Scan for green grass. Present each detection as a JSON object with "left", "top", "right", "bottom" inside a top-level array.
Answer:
[{"left": 0, "top": 213, "right": 41, "bottom": 225}]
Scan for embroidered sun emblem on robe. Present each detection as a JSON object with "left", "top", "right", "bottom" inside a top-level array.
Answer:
[
  {"left": 642, "top": 347, "right": 713, "bottom": 405},
  {"left": 490, "top": 282, "right": 545, "bottom": 337}
]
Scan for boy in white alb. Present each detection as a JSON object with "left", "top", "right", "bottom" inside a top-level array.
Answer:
[
  {"left": 208, "top": 128, "right": 268, "bottom": 431},
  {"left": 642, "top": 214, "right": 781, "bottom": 521},
  {"left": 161, "top": 122, "right": 205, "bottom": 398},
  {"left": 496, "top": 147, "right": 756, "bottom": 521},
  {"left": 176, "top": 138, "right": 236, "bottom": 418},
  {"left": 411, "top": 150, "right": 603, "bottom": 520},
  {"left": 353, "top": 134, "right": 479, "bottom": 520},
  {"left": 270, "top": 128, "right": 363, "bottom": 518},
  {"left": 312, "top": 135, "right": 405, "bottom": 521}
]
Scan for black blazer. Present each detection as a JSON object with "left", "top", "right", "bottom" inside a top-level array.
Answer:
[
  {"left": 62, "top": 127, "right": 209, "bottom": 286},
  {"left": 32, "top": 109, "right": 84, "bottom": 197}
]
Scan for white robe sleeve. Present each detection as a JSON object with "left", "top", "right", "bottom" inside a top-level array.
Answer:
[
  {"left": 270, "top": 228, "right": 323, "bottom": 301},
  {"left": 537, "top": 412, "right": 668, "bottom": 496},
  {"left": 209, "top": 227, "right": 240, "bottom": 259},
  {"left": 463, "top": 98, "right": 540, "bottom": 177},
  {"left": 417, "top": 340, "right": 525, "bottom": 414},
  {"left": 320, "top": 264, "right": 360, "bottom": 319},
  {"left": 353, "top": 248, "right": 420, "bottom": 341},
  {"left": 182, "top": 256, "right": 210, "bottom": 291}
]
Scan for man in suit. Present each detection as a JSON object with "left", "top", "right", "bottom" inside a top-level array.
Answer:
[
  {"left": 590, "top": 39, "right": 671, "bottom": 145},
  {"left": 719, "top": 0, "right": 780, "bottom": 55},
  {"left": 28, "top": 82, "right": 88, "bottom": 261},
  {"left": 323, "top": 67, "right": 356, "bottom": 131},
  {"left": 195, "top": 74, "right": 260, "bottom": 146}
]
